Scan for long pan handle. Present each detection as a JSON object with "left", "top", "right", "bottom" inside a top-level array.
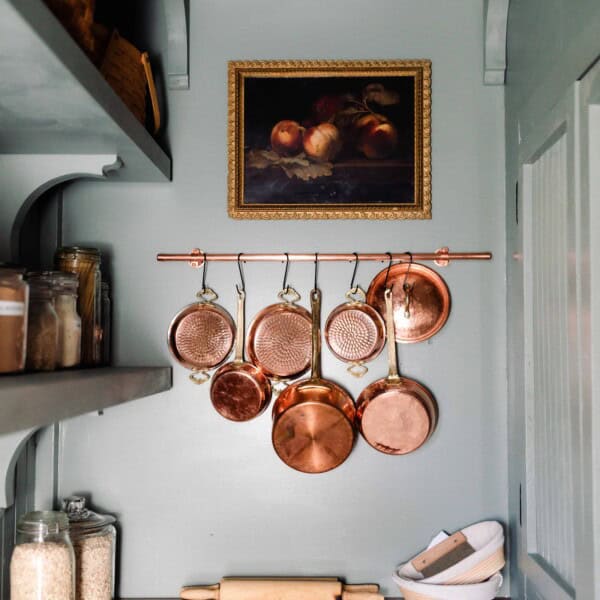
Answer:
[
  {"left": 234, "top": 288, "right": 245, "bottom": 363},
  {"left": 385, "top": 287, "right": 400, "bottom": 381},
  {"left": 310, "top": 288, "right": 322, "bottom": 379}
]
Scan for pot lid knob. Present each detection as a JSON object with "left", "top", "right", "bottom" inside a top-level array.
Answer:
[{"left": 61, "top": 495, "right": 89, "bottom": 519}]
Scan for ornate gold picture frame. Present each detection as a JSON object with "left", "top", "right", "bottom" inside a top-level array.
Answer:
[{"left": 228, "top": 59, "right": 431, "bottom": 220}]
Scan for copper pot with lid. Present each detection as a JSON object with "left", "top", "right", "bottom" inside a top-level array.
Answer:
[
  {"left": 272, "top": 286, "right": 356, "bottom": 474},
  {"left": 210, "top": 258, "right": 272, "bottom": 421},
  {"left": 246, "top": 256, "right": 312, "bottom": 380},
  {"left": 168, "top": 256, "right": 235, "bottom": 383},
  {"left": 366, "top": 259, "right": 450, "bottom": 343},
  {"left": 356, "top": 286, "right": 437, "bottom": 455},
  {"left": 325, "top": 254, "right": 385, "bottom": 377}
]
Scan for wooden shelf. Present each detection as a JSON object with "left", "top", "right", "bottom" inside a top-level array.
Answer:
[
  {"left": 0, "top": 0, "right": 171, "bottom": 182},
  {"left": 0, "top": 367, "right": 172, "bottom": 436}
]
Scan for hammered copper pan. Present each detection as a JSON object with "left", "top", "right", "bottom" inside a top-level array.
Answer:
[
  {"left": 246, "top": 286, "right": 312, "bottom": 380},
  {"left": 168, "top": 287, "right": 235, "bottom": 384},
  {"left": 356, "top": 287, "right": 437, "bottom": 455},
  {"left": 366, "top": 262, "right": 450, "bottom": 343},
  {"left": 272, "top": 289, "right": 356, "bottom": 474},
  {"left": 210, "top": 288, "right": 272, "bottom": 421},
  {"left": 325, "top": 286, "right": 385, "bottom": 377}
]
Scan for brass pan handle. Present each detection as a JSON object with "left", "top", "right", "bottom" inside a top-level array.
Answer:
[
  {"left": 345, "top": 286, "right": 367, "bottom": 303},
  {"left": 189, "top": 370, "right": 210, "bottom": 385},
  {"left": 196, "top": 287, "right": 218, "bottom": 303},
  {"left": 277, "top": 286, "right": 301, "bottom": 304}
]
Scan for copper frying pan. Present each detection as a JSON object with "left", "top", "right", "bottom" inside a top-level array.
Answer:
[
  {"left": 246, "top": 286, "right": 312, "bottom": 380},
  {"left": 356, "top": 287, "right": 437, "bottom": 455},
  {"left": 272, "top": 289, "right": 356, "bottom": 474},
  {"left": 366, "top": 262, "right": 450, "bottom": 343},
  {"left": 210, "top": 287, "right": 272, "bottom": 421},
  {"left": 168, "top": 287, "right": 235, "bottom": 384}
]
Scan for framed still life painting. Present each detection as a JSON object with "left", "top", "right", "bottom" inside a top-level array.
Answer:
[{"left": 228, "top": 59, "right": 431, "bottom": 220}]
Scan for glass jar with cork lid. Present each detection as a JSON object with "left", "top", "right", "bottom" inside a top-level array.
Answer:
[{"left": 62, "top": 496, "right": 117, "bottom": 600}]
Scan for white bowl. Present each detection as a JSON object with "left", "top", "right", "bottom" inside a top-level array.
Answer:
[
  {"left": 397, "top": 521, "right": 505, "bottom": 585},
  {"left": 392, "top": 572, "right": 503, "bottom": 600}
]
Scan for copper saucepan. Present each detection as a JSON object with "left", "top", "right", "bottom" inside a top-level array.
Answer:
[
  {"left": 210, "top": 286, "right": 272, "bottom": 421},
  {"left": 356, "top": 287, "right": 437, "bottom": 455},
  {"left": 272, "top": 288, "right": 356, "bottom": 474},
  {"left": 366, "top": 261, "right": 450, "bottom": 343},
  {"left": 246, "top": 284, "right": 312, "bottom": 381},
  {"left": 168, "top": 286, "right": 235, "bottom": 384}
]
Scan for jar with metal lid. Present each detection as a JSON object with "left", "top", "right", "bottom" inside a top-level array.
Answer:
[
  {"left": 0, "top": 266, "right": 28, "bottom": 373},
  {"left": 55, "top": 247, "right": 101, "bottom": 366},
  {"left": 10, "top": 510, "right": 75, "bottom": 600},
  {"left": 100, "top": 281, "right": 111, "bottom": 366},
  {"left": 26, "top": 278, "right": 58, "bottom": 371},
  {"left": 62, "top": 496, "right": 116, "bottom": 600}
]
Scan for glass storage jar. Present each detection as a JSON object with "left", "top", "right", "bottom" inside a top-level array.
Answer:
[
  {"left": 10, "top": 510, "right": 75, "bottom": 600},
  {"left": 26, "top": 278, "right": 58, "bottom": 371},
  {"left": 62, "top": 496, "right": 116, "bottom": 600},
  {"left": 55, "top": 247, "right": 101, "bottom": 366},
  {"left": 0, "top": 266, "right": 28, "bottom": 373},
  {"left": 53, "top": 272, "right": 82, "bottom": 368}
]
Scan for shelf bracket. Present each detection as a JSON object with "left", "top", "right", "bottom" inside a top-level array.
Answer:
[
  {"left": 0, "top": 428, "right": 37, "bottom": 510},
  {"left": 483, "top": 0, "right": 510, "bottom": 85},
  {"left": 0, "top": 154, "right": 120, "bottom": 262},
  {"left": 164, "top": 0, "right": 189, "bottom": 90}
]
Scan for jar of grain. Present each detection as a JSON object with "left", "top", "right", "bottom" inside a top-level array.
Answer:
[
  {"left": 53, "top": 272, "right": 82, "bottom": 368},
  {"left": 62, "top": 496, "right": 116, "bottom": 600},
  {"left": 55, "top": 247, "right": 101, "bottom": 367},
  {"left": 26, "top": 278, "right": 58, "bottom": 372},
  {"left": 0, "top": 266, "right": 28, "bottom": 373},
  {"left": 10, "top": 510, "right": 75, "bottom": 600}
]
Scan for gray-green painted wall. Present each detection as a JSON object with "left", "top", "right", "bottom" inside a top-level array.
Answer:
[
  {"left": 56, "top": 1, "right": 507, "bottom": 597},
  {"left": 505, "top": 1, "right": 600, "bottom": 598}
]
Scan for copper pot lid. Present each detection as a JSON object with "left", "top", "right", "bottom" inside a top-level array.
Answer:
[
  {"left": 246, "top": 287, "right": 312, "bottom": 379},
  {"left": 366, "top": 262, "right": 451, "bottom": 343},
  {"left": 168, "top": 287, "right": 235, "bottom": 375}
]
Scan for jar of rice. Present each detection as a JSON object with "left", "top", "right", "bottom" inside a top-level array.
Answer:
[{"left": 62, "top": 496, "right": 116, "bottom": 600}]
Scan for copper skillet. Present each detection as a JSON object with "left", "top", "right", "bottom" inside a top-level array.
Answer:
[
  {"left": 366, "top": 259, "right": 451, "bottom": 343},
  {"left": 356, "top": 286, "right": 437, "bottom": 455},
  {"left": 168, "top": 283, "right": 235, "bottom": 384},
  {"left": 210, "top": 260, "right": 272, "bottom": 421},
  {"left": 246, "top": 257, "right": 312, "bottom": 380},
  {"left": 272, "top": 288, "right": 356, "bottom": 474},
  {"left": 325, "top": 255, "right": 385, "bottom": 377}
]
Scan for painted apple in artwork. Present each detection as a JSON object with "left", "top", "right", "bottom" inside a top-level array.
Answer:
[
  {"left": 270, "top": 120, "right": 304, "bottom": 155},
  {"left": 312, "top": 94, "right": 345, "bottom": 123},
  {"left": 354, "top": 114, "right": 398, "bottom": 159},
  {"left": 303, "top": 123, "right": 343, "bottom": 162}
]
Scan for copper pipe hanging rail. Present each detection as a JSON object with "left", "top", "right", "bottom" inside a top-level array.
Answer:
[{"left": 156, "top": 247, "right": 491, "bottom": 268}]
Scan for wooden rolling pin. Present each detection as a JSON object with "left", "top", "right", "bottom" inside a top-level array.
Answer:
[{"left": 180, "top": 578, "right": 382, "bottom": 600}]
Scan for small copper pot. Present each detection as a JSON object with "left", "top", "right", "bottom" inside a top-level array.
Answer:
[
  {"left": 246, "top": 287, "right": 312, "bottom": 380},
  {"left": 325, "top": 286, "right": 385, "bottom": 377},
  {"left": 210, "top": 288, "right": 272, "bottom": 421},
  {"left": 272, "top": 289, "right": 356, "bottom": 474},
  {"left": 356, "top": 287, "right": 437, "bottom": 455},
  {"left": 168, "top": 287, "right": 235, "bottom": 384}
]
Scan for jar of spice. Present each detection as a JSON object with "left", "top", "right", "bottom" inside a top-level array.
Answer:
[
  {"left": 26, "top": 278, "right": 58, "bottom": 372},
  {"left": 55, "top": 247, "right": 101, "bottom": 366},
  {"left": 100, "top": 281, "right": 111, "bottom": 366},
  {"left": 10, "top": 510, "right": 75, "bottom": 600},
  {"left": 0, "top": 266, "right": 28, "bottom": 374},
  {"left": 62, "top": 496, "right": 116, "bottom": 600}
]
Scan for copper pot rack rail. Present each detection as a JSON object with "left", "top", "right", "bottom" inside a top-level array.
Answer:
[{"left": 156, "top": 247, "right": 492, "bottom": 267}]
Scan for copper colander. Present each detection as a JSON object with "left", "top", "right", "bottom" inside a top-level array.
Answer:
[
  {"left": 168, "top": 288, "right": 235, "bottom": 378},
  {"left": 325, "top": 287, "right": 385, "bottom": 372},
  {"left": 246, "top": 287, "right": 312, "bottom": 379}
]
